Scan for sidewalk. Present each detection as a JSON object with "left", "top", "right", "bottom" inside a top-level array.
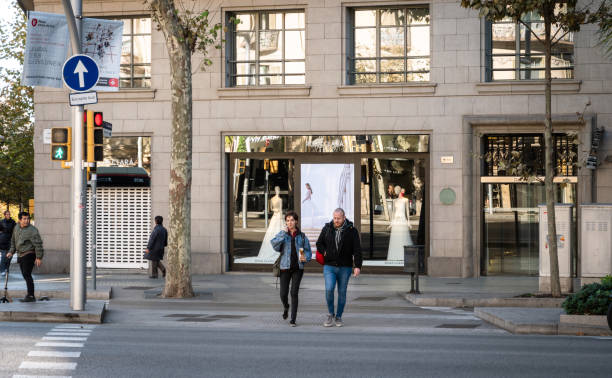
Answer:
[{"left": 0, "top": 269, "right": 610, "bottom": 335}]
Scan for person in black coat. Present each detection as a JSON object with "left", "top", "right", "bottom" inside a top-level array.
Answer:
[
  {"left": 0, "top": 210, "right": 17, "bottom": 276},
  {"left": 145, "top": 216, "right": 168, "bottom": 279}
]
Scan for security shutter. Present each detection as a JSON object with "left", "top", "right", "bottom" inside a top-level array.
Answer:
[{"left": 87, "top": 187, "right": 151, "bottom": 268}]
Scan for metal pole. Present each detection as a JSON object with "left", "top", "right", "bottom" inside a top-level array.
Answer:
[
  {"left": 264, "top": 170, "right": 269, "bottom": 228},
  {"left": 62, "top": 0, "right": 86, "bottom": 311},
  {"left": 91, "top": 173, "right": 97, "bottom": 290}
]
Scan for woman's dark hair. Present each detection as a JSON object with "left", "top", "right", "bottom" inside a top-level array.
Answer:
[{"left": 285, "top": 210, "right": 299, "bottom": 222}]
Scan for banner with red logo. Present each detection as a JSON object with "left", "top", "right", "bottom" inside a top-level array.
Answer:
[
  {"left": 82, "top": 18, "right": 124, "bottom": 91},
  {"left": 22, "top": 11, "right": 69, "bottom": 88}
]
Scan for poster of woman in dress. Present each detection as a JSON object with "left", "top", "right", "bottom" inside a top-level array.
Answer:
[{"left": 300, "top": 164, "right": 354, "bottom": 234}]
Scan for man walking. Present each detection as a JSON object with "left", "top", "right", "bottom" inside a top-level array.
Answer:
[
  {"left": 0, "top": 210, "right": 16, "bottom": 276},
  {"left": 6, "top": 212, "right": 43, "bottom": 302},
  {"left": 316, "top": 208, "right": 362, "bottom": 327},
  {"left": 145, "top": 215, "right": 167, "bottom": 279}
]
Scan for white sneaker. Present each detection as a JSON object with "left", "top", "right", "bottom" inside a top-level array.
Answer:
[
  {"left": 335, "top": 317, "right": 344, "bottom": 327},
  {"left": 323, "top": 314, "right": 335, "bottom": 327}
]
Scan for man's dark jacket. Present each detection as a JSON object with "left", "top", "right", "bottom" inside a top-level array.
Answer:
[
  {"left": 145, "top": 224, "right": 168, "bottom": 261},
  {"left": 0, "top": 218, "right": 16, "bottom": 250},
  {"left": 316, "top": 219, "right": 362, "bottom": 269}
]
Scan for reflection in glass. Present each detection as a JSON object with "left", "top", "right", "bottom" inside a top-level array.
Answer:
[
  {"left": 117, "top": 18, "right": 151, "bottom": 88},
  {"left": 355, "top": 29, "right": 376, "bottom": 57},
  {"left": 356, "top": 59, "right": 376, "bottom": 73},
  {"left": 236, "top": 32, "right": 256, "bottom": 60},
  {"left": 133, "top": 18, "right": 151, "bottom": 34},
  {"left": 285, "top": 31, "right": 305, "bottom": 59},
  {"left": 380, "top": 9, "right": 404, "bottom": 26},
  {"left": 121, "top": 37, "right": 131, "bottom": 64},
  {"left": 236, "top": 14, "right": 255, "bottom": 30},
  {"left": 285, "top": 12, "right": 305, "bottom": 29},
  {"left": 260, "top": 13, "right": 283, "bottom": 30},
  {"left": 99, "top": 136, "right": 152, "bottom": 175},
  {"left": 381, "top": 27, "right": 404, "bottom": 56},
  {"left": 259, "top": 31, "right": 282, "bottom": 59},
  {"left": 355, "top": 10, "right": 376, "bottom": 27}
]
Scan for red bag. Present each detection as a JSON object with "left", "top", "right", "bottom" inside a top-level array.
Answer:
[{"left": 315, "top": 250, "right": 325, "bottom": 265}]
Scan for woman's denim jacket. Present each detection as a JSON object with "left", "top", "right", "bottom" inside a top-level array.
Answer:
[{"left": 271, "top": 229, "right": 312, "bottom": 270}]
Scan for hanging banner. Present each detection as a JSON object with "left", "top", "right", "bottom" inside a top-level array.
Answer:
[
  {"left": 22, "top": 11, "right": 69, "bottom": 88},
  {"left": 82, "top": 18, "right": 124, "bottom": 91}
]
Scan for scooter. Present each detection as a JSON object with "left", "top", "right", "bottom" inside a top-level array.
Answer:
[{"left": 1, "top": 264, "right": 11, "bottom": 303}]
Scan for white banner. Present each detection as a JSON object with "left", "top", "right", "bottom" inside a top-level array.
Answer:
[
  {"left": 22, "top": 11, "right": 69, "bottom": 88},
  {"left": 82, "top": 18, "right": 124, "bottom": 91}
]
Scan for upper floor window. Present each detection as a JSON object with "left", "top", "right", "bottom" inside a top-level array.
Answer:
[
  {"left": 486, "top": 13, "right": 574, "bottom": 81},
  {"left": 347, "top": 6, "right": 430, "bottom": 84},
  {"left": 227, "top": 10, "right": 305, "bottom": 86},
  {"left": 119, "top": 17, "right": 151, "bottom": 88}
]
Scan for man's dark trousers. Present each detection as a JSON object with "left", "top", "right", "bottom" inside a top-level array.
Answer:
[{"left": 18, "top": 253, "right": 36, "bottom": 297}]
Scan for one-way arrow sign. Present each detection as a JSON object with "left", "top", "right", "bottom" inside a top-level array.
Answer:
[{"left": 62, "top": 55, "right": 100, "bottom": 92}]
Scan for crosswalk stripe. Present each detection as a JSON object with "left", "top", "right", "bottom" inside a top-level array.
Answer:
[
  {"left": 27, "top": 351, "right": 81, "bottom": 358},
  {"left": 42, "top": 337, "right": 87, "bottom": 342},
  {"left": 35, "top": 342, "right": 83, "bottom": 348},
  {"left": 13, "top": 375, "right": 72, "bottom": 378},
  {"left": 19, "top": 362, "right": 77, "bottom": 370},
  {"left": 46, "top": 333, "right": 91, "bottom": 337},
  {"left": 50, "top": 329, "right": 92, "bottom": 333},
  {"left": 53, "top": 324, "right": 96, "bottom": 329}
]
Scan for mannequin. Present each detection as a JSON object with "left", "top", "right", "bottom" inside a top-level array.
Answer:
[
  {"left": 387, "top": 186, "right": 413, "bottom": 261},
  {"left": 256, "top": 186, "right": 284, "bottom": 261}
]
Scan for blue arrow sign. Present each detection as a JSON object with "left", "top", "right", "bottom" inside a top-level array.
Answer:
[{"left": 62, "top": 55, "right": 100, "bottom": 92}]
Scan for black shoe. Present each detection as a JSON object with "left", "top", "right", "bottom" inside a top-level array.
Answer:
[
  {"left": 289, "top": 320, "right": 296, "bottom": 327},
  {"left": 20, "top": 295, "right": 36, "bottom": 303},
  {"left": 282, "top": 307, "right": 289, "bottom": 320}
]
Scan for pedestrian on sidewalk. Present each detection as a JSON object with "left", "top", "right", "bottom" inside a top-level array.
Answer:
[
  {"left": 271, "top": 211, "right": 312, "bottom": 327},
  {"left": 6, "top": 212, "right": 43, "bottom": 302},
  {"left": 316, "top": 208, "right": 362, "bottom": 327},
  {"left": 145, "top": 216, "right": 167, "bottom": 279},
  {"left": 0, "top": 210, "right": 16, "bottom": 276}
]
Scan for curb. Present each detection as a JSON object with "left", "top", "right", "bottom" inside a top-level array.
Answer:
[
  {"left": 0, "top": 300, "right": 106, "bottom": 324},
  {"left": 7, "top": 288, "right": 112, "bottom": 300},
  {"left": 474, "top": 308, "right": 558, "bottom": 335},
  {"left": 405, "top": 294, "right": 564, "bottom": 308}
]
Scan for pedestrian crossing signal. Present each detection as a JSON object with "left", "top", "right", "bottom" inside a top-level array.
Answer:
[{"left": 50, "top": 127, "right": 71, "bottom": 161}]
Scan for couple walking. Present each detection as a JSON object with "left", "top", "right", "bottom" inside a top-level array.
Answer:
[{"left": 270, "top": 208, "right": 362, "bottom": 327}]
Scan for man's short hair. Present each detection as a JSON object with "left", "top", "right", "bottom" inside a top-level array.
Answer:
[
  {"left": 4, "top": 210, "right": 10, "bottom": 215},
  {"left": 285, "top": 210, "right": 299, "bottom": 222},
  {"left": 18, "top": 211, "right": 30, "bottom": 220},
  {"left": 155, "top": 216, "right": 163, "bottom": 225},
  {"left": 333, "top": 208, "right": 345, "bottom": 216}
]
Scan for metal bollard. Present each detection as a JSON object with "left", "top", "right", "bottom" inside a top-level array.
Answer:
[{"left": 404, "top": 245, "right": 423, "bottom": 294}]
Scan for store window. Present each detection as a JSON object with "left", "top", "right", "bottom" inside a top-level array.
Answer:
[
  {"left": 118, "top": 17, "right": 152, "bottom": 88},
  {"left": 226, "top": 10, "right": 305, "bottom": 86},
  {"left": 347, "top": 6, "right": 430, "bottom": 84},
  {"left": 486, "top": 13, "right": 574, "bottom": 81},
  {"left": 226, "top": 135, "right": 429, "bottom": 271}
]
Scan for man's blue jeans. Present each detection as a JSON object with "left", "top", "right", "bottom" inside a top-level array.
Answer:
[{"left": 324, "top": 265, "right": 352, "bottom": 319}]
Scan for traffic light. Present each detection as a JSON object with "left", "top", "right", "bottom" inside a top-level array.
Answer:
[
  {"left": 84, "top": 110, "right": 104, "bottom": 162},
  {"left": 51, "top": 127, "right": 71, "bottom": 161}
]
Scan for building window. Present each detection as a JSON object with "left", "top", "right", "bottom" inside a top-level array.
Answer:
[
  {"left": 483, "top": 134, "right": 577, "bottom": 177},
  {"left": 347, "top": 6, "right": 430, "bottom": 84},
  {"left": 486, "top": 14, "right": 574, "bottom": 81},
  {"left": 226, "top": 11, "right": 305, "bottom": 86},
  {"left": 119, "top": 17, "right": 152, "bottom": 88}
]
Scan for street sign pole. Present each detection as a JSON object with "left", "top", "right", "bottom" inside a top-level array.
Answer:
[{"left": 62, "top": 0, "right": 86, "bottom": 311}]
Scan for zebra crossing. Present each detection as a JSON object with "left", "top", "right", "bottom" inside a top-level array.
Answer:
[{"left": 13, "top": 324, "right": 97, "bottom": 378}]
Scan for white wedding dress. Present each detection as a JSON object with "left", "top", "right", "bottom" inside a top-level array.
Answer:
[
  {"left": 386, "top": 197, "right": 413, "bottom": 261},
  {"left": 256, "top": 197, "right": 283, "bottom": 262}
]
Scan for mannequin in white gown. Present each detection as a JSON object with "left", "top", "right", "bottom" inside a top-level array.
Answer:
[
  {"left": 256, "top": 186, "right": 284, "bottom": 261},
  {"left": 387, "top": 186, "right": 413, "bottom": 261}
]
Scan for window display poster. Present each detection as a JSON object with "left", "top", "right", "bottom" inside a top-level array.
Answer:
[
  {"left": 22, "top": 11, "right": 69, "bottom": 88},
  {"left": 300, "top": 163, "right": 354, "bottom": 233},
  {"left": 82, "top": 18, "right": 124, "bottom": 91}
]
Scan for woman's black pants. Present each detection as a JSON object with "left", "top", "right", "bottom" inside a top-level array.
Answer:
[{"left": 279, "top": 269, "right": 304, "bottom": 322}]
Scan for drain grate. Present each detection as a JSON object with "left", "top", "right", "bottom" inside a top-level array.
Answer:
[
  {"left": 354, "top": 296, "right": 387, "bottom": 302},
  {"left": 164, "top": 314, "right": 206, "bottom": 318},
  {"left": 177, "top": 318, "right": 219, "bottom": 322},
  {"left": 436, "top": 323, "right": 480, "bottom": 329},
  {"left": 124, "top": 286, "right": 156, "bottom": 290}
]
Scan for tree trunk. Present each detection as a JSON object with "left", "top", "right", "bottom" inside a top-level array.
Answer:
[
  {"left": 149, "top": 0, "right": 195, "bottom": 298},
  {"left": 544, "top": 11, "right": 562, "bottom": 297}
]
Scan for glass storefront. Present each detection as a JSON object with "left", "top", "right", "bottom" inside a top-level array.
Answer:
[
  {"left": 226, "top": 135, "right": 429, "bottom": 271},
  {"left": 480, "top": 133, "right": 578, "bottom": 276}
]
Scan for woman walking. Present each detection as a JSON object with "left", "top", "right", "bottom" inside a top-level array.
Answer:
[{"left": 271, "top": 211, "right": 312, "bottom": 327}]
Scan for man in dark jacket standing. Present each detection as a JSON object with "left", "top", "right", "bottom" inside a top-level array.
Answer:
[
  {"left": 145, "top": 216, "right": 167, "bottom": 279},
  {"left": 0, "top": 210, "right": 17, "bottom": 276},
  {"left": 316, "top": 208, "right": 362, "bottom": 327}
]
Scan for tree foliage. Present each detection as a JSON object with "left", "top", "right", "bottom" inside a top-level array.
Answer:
[{"left": 0, "top": 3, "right": 34, "bottom": 210}]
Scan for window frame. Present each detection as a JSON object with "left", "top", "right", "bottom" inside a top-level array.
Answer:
[
  {"left": 346, "top": 6, "right": 431, "bottom": 85},
  {"left": 225, "top": 10, "right": 306, "bottom": 87},
  {"left": 118, "top": 16, "right": 152, "bottom": 89},
  {"left": 485, "top": 17, "right": 574, "bottom": 82}
]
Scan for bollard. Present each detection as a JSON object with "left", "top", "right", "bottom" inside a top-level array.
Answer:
[{"left": 404, "top": 245, "right": 424, "bottom": 294}]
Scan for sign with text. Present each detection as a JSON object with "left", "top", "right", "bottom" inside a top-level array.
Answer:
[
  {"left": 82, "top": 18, "right": 124, "bottom": 91},
  {"left": 69, "top": 91, "right": 98, "bottom": 106},
  {"left": 22, "top": 11, "right": 69, "bottom": 88}
]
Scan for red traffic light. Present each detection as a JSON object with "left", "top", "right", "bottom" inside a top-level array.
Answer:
[{"left": 94, "top": 112, "right": 103, "bottom": 126}]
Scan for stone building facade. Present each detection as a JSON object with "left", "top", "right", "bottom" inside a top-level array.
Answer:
[{"left": 30, "top": 0, "right": 612, "bottom": 277}]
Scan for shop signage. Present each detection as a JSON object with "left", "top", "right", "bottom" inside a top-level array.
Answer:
[
  {"left": 440, "top": 156, "right": 454, "bottom": 164},
  {"left": 586, "top": 127, "right": 605, "bottom": 169}
]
